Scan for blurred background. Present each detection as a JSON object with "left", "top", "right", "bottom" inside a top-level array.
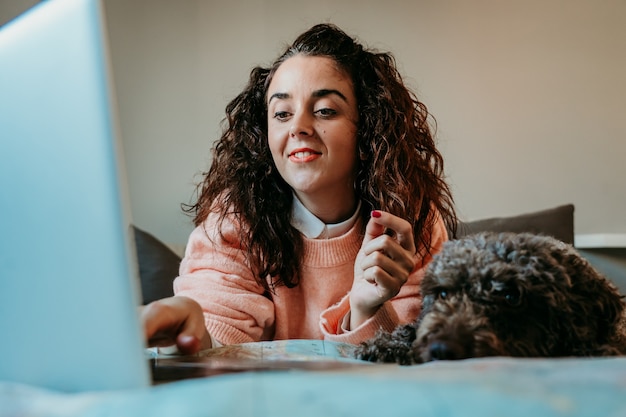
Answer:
[{"left": 2, "top": 0, "right": 625, "bottom": 251}]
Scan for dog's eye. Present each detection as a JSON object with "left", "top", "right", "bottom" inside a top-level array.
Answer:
[
  {"left": 502, "top": 288, "right": 521, "bottom": 306},
  {"left": 436, "top": 290, "right": 449, "bottom": 300},
  {"left": 490, "top": 280, "right": 522, "bottom": 307}
]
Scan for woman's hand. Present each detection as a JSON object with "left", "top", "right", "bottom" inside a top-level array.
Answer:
[
  {"left": 349, "top": 210, "right": 417, "bottom": 329},
  {"left": 140, "top": 296, "right": 212, "bottom": 355}
]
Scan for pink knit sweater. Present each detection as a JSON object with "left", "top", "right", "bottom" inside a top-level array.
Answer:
[{"left": 174, "top": 212, "right": 448, "bottom": 346}]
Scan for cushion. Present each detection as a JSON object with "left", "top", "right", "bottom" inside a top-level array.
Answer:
[
  {"left": 132, "top": 225, "right": 181, "bottom": 304},
  {"left": 454, "top": 204, "right": 575, "bottom": 244}
]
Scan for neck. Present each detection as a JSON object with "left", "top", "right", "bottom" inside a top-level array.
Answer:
[{"left": 295, "top": 190, "right": 357, "bottom": 224}]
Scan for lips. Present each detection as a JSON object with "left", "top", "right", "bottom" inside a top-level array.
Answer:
[{"left": 289, "top": 148, "right": 321, "bottom": 162}]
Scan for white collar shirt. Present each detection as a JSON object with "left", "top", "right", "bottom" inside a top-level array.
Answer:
[{"left": 290, "top": 194, "right": 361, "bottom": 239}]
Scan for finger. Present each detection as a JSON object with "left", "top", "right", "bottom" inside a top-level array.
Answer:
[
  {"left": 141, "top": 300, "right": 179, "bottom": 345},
  {"left": 362, "top": 235, "right": 416, "bottom": 272},
  {"left": 141, "top": 296, "right": 208, "bottom": 354},
  {"left": 361, "top": 251, "right": 410, "bottom": 286},
  {"left": 367, "top": 210, "right": 416, "bottom": 254},
  {"left": 363, "top": 210, "right": 387, "bottom": 243},
  {"left": 175, "top": 301, "right": 211, "bottom": 354},
  {"left": 176, "top": 334, "right": 202, "bottom": 356},
  {"left": 362, "top": 264, "right": 404, "bottom": 300}
]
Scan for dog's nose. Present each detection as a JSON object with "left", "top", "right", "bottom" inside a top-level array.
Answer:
[{"left": 428, "top": 341, "right": 460, "bottom": 360}]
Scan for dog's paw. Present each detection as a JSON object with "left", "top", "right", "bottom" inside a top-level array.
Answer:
[
  {"left": 353, "top": 332, "right": 419, "bottom": 365},
  {"left": 353, "top": 342, "right": 386, "bottom": 363}
]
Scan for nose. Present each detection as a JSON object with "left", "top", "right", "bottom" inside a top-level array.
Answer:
[
  {"left": 290, "top": 111, "right": 314, "bottom": 137},
  {"left": 428, "top": 342, "right": 455, "bottom": 360},
  {"left": 427, "top": 341, "right": 466, "bottom": 361}
]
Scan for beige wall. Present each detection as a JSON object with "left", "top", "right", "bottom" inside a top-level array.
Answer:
[
  {"left": 4, "top": 0, "right": 625, "bottom": 246},
  {"left": 0, "top": 0, "right": 39, "bottom": 26}
]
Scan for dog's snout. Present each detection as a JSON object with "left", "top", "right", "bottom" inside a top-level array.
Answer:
[{"left": 428, "top": 341, "right": 462, "bottom": 361}]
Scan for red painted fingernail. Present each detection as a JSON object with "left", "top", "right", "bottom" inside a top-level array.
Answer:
[{"left": 371, "top": 210, "right": 381, "bottom": 218}]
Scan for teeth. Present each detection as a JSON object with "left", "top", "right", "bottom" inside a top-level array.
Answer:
[{"left": 293, "top": 151, "right": 312, "bottom": 158}]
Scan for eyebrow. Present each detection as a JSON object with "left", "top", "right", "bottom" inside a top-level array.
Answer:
[
  {"left": 313, "top": 89, "right": 348, "bottom": 101},
  {"left": 268, "top": 89, "right": 348, "bottom": 104}
]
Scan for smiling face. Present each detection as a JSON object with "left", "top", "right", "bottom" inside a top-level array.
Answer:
[{"left": 266, "top": 55, "right": 359, "bottom": 222}]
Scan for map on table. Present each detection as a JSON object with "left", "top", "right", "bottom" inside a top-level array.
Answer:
[
  {"left": 148, "top": 340, "right": 369, "bottom": 382},
  {"left": 199, "top": 340, "right": 358, "bottom": 361}
]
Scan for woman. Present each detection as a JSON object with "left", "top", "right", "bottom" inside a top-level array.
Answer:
[{"left": 142, "top": 23, "right": 456, "bottom": 354}]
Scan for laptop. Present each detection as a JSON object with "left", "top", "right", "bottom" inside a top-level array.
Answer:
[
  {"left": 0, "top": 0, "right": 151, "bottom": 392},
  {"left": 0, "top": 0, "right": 377, "bottom": 392}
]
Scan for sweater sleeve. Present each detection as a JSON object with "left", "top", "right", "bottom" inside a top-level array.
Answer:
[
  {"left": 319, "top": 213, "right": 449, "bottom": 344},
  {"left": 173, "top": 213, "right": 275, "bottom": 345}
]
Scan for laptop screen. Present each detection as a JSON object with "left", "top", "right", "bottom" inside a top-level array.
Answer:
[{"left": 0, "top": 0, "right": 150, "bottom": 392}]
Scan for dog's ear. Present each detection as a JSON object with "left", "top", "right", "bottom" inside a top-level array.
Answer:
[
  {"left": 418, "top": 271, "right": 437, "bottom": 322},
  {"left": 561, "top": 249, "right": 626, "bottom": 346},
  {"left": 418, "top": 293, "right": 435, "bottom": 322},
  {"left": 418, "top": 242, "right": 462, "bottom": 320}
]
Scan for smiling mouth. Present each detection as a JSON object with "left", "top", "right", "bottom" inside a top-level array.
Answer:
[{"left": 289, "top": 150, "right": 321, "bottom": 162}]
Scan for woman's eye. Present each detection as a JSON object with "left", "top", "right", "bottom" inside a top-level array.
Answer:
[
  {"left": 273, "top": 111, "right": 291, "bottom": 121},
  {"left": 314, "top": 108, "right": 337, "bottom": 118}
]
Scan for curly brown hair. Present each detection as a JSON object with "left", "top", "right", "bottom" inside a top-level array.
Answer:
[{"left": 185, "top": 23, "right": 456, "bottom": 292}]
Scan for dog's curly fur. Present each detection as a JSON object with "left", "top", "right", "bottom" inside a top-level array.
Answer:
[{"left": 355, "top": 232, "right": 626, "bottom": 364}]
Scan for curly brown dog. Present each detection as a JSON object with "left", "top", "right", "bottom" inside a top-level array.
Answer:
[{"left": 355, "top": 232, "right": 626, "bottom": 364}]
